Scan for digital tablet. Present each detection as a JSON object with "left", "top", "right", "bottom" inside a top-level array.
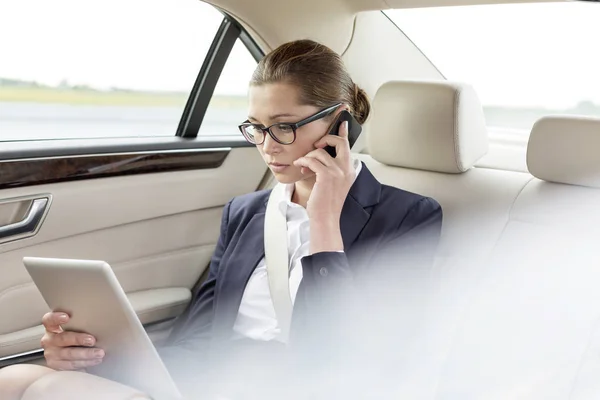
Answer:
[{"left": 23, "top": 257, "right": 183, "bottom": 400}]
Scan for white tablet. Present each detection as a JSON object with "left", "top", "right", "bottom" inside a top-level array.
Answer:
[{"left": 23, "top": 257, "right": 183, "bottom": 400}]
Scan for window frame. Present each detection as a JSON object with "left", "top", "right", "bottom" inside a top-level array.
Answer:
[
  {"left": 0, "top": 9, "right": 264, "bottom": 161},
  {"left": 176, "top": 11, "right": 264, "bottom": 139}
]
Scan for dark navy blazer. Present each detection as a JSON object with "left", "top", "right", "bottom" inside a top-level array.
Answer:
[{"left": 165, "top": 162, "right": 443, "bottom": 351}]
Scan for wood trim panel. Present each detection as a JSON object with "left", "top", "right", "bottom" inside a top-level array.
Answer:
[{"left": 0, "top": 149, "right": 230, "bottom": 190}]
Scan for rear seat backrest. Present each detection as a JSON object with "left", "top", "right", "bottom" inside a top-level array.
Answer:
[
  {"left": 359, "top": 80, "right": 533, "bottom": 260},
  {"left": 356, "top": 80, "right": 535, "bottom": 397},
  {"left": 363, "top": 82, "right": 600, "bottom": 398},
  {"left": 356, "top": 80, "right": 600, "bottom": 398},
  {"left": 435, "top": 116, "right": 600, "bottom": 399}
]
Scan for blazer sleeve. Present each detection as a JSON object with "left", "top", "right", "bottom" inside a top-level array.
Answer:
[
  {"left": 290, "top": 197, "right": 443, "bottom": 356},
  {"left": 301, "top": 196, "right": 442, "bottom": 285},
  {"left": 163, "top": 199, "right": 232, "bottom": 347},
  {"left": 298, "top": 197, "right": 442, "bottom": 298},
  {"left": 377, "top": 196, "right": 444, "bottom": 273}
]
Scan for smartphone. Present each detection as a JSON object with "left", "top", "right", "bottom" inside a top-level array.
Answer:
[{"left": 324, "top": 110, "right": 362, "bottom": 158}]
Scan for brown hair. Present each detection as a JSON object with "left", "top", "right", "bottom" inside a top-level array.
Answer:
[{"left": 250, "top": 39, "right": 371, "bottom": 125}]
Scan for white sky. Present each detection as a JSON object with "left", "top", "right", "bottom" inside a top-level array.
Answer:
[
  {"left": 1, "top": 0, "right": 598, "bottom": 108},
  {"left": 0, "top": 0, "right": 256, "bottom": 96},
  {"left": 386, "top": 2, "right": 600, "bottom": 109}
]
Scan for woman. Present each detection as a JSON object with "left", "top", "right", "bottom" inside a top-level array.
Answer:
[{"left": 0, "top": 39, "right": 442, "bottom": 399}]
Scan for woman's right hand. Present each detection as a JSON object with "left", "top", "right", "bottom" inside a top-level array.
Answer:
[{"left": 41, "top": 311, "right": 105, "bottom": 370}]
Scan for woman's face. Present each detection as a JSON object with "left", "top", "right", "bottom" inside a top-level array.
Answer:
[{"left": 247, "top": 82, "right": 335, "bottom": 184}]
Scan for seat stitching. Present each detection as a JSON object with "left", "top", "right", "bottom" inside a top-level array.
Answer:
[
  {"left": 340, "top": 15, "right": 358, "bottom": 57},
  {"left": 453, "top": 87, "right": 462, "bottom": 172},
  {"left": 488, "top": 175, "right": 535, "bottom": 252},
  {"left": 567, "top": 317, "right": 600, "bottom": 399}
]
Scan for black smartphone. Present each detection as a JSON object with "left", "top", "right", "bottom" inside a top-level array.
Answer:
[{"left": 324, "top": 110, "right": 362, "bottom": 158}]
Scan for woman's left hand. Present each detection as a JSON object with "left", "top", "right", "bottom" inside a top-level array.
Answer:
[{"left": 293, "top": 121, "right": 356, "bottom": 253}]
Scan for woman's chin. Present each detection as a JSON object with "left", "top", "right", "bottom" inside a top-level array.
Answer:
[
  {"left": 273, "top": 173, "right": 299, "bottom": 185},
  {"left": 272, "top": 170, "right": 314, "bottom": 185}
]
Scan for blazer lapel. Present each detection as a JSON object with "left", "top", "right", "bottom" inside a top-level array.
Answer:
[
  {"left": 340, "top": 162, "right": 382, "bottom": 249},
  {"left": 340, "top": 196, "right": 370, "bottom": 250},
  {"left": 212, "top": 211, "right": 266, "bottom": 335}
]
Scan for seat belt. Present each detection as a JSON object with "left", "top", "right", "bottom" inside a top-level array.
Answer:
[{"left": 264, "top": 183, "right": 293, "bottom": 343}]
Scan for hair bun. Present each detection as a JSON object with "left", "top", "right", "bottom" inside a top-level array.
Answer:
[{"left": 352, "top": 83, "right": 371, "bottom": 125}]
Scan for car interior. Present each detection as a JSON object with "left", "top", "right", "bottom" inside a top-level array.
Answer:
[{"left": 1, "top": 0, "right": 599, "bottom": 398}]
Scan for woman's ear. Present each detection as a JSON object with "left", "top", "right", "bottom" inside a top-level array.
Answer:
[{"left": 330, "top": 104, "right": 350, "bottom": 120}]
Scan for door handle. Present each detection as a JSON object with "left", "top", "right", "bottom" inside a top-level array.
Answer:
[{"left": 0, "top": 197, "right": 49, "bottom": 242}]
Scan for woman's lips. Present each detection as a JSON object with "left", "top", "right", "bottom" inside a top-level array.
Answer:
[{"left": 269, "top": 162, "right": 290, "bottom": 173}]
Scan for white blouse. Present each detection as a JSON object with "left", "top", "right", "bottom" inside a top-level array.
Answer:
[{"left": 231, "top": 159, "right": 362, "bottom": 343}]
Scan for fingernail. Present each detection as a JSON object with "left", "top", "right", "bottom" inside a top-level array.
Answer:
[
  {"left": 84, "top": 337, "right": 94, "bottom": 346},
  {"left": 59, "top": 314, "right": 68, "bottom": 323},
  {"left": 94, "top": 349, "right": 104, "bottom": 358}
]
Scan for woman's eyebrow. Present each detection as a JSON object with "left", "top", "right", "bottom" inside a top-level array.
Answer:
[
  {"left": 247, "top": 113, "right": 298, "bottom": 123},
  {"left": 269, "top": 113, "right": 297, "bottom": 119}
]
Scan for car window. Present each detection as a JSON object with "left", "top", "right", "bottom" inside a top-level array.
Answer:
[
  {"left": 199, "top": 39, "right": 258, "bottom": 137},
  {"left": 385, "top": 3, "right": 600, "bottom": 136},
  {"left": 0, "top": 0, "right": 237, "bottom": 142}
]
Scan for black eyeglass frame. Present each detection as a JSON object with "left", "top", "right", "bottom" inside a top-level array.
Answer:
[{"left": 238, "top": 103, "right": 342, "bottom": 145}]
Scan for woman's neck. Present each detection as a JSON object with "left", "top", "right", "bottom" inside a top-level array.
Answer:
[{"left": 291, "top": 176, "right": 316, "bottom": 209}]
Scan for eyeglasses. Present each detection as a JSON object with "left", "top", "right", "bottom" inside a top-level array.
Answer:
[{"left": 238, "top": 103, "right": 341, "bottom": 145}]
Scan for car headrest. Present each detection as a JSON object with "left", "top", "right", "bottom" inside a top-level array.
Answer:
[
  {"left": 368, "top": 80, "right": 489, "bottom": 174},
  {"left": 527, "top": 115, "right": 600, "bottom": 188}
]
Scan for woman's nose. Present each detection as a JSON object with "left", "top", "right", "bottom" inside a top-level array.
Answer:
[{"left": 262, "top": 132, "right": 281, "bottom": 155}]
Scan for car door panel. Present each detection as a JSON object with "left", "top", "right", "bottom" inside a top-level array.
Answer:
[
  {"left": 0, "top": 146, "right": 267, "bottom": 361},
  {"left": 0, "top": 1, "right": 265, "bottom": 365}
]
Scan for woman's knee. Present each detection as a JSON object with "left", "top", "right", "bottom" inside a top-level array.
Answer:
[{"left": 0, "top": 364, "right": 55, "bottom": 400}]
